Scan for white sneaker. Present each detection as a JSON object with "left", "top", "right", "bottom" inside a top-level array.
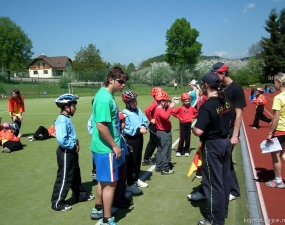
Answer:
[
  {"left": 176, "top": 152, "right": 181, "bottom": 157},
  {"left": 28, "top": 136, "right": 35, "bottom": 141},
  {"left": 126, "top": 184, "right": 142, "bottom": 194},
  {"left": 185, "top": 153, "right": 190, "bottom": 157},
  {"left": 136, "top": 179, "right": 148, "bottom": 188},
  {"left": 229, "top": 194, "right": 239, "bottom": 201}
]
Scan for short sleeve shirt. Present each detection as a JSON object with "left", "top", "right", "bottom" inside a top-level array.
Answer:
[
  {"left": 90, "top": 87, "right": 120, "bottom": 154},
  {"left": 272, "top": 92, "right": 285, "bottom": 131},
  {"left": 222, "top": 81, "right": 247, "bottom": 136},
  {"left": 195, "top": 97, "right": 232, "bottom": 141}
]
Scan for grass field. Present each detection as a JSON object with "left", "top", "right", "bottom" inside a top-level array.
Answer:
[{"left": 0, "top": 94, "right": 248, "bottom": 225}]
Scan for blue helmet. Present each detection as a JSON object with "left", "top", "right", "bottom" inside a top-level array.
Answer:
[
  {"left": 9, "top": 122, "right": 19, "bottom": 130},
  {"left": 55, "top": 94, "right": 79, "bottom": 108}
]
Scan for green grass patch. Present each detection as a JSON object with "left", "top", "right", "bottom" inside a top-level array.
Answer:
[{"left": 0, "top": 95, "right": 248, "bottom": 225}]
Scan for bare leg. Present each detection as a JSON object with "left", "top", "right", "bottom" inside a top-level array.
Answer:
[{"left": 100, "top": 181, "right": 117, "bottom": 218}]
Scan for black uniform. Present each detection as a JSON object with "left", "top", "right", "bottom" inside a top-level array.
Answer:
[{"left": 195, "top": 97, "right": 232, "bottom": 225}]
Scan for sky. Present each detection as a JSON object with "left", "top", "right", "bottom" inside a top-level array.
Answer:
[{"left": 1, "top": 0, "right": 284, "bottom": 66}]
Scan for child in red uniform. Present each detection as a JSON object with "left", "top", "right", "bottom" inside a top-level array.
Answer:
[
  {"left": 153, "top": 92, "right": 176, "bottom": 174},
  {"left": 172, "top": 93, "right": 197, "bottom": 157},
  {"left": 0, "top": 122, "right": 23, "bottom": 153},
  {"left": 28, "top": 125, "right": 56, "bottom": 141},
  {"left": 142, "top": 87, "right": 165, "bottom": 166},
  {"left": 252, "top": 88, "right": 272, "bottom": 129}
]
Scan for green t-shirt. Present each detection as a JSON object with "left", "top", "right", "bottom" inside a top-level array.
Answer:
[
  {"left": 272, "top": 92, "right": 285, "bottom": 131},
  {"left": 90, "top": 87, "right": 120, "bottom": 154}
]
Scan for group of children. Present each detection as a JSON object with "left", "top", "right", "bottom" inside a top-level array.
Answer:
[{"left": 0, "top": 121, "right": 23, "bottom": 153}]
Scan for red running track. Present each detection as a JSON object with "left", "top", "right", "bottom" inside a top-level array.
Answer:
[{"left": 243, "top": 88, "right": 285, "bottom": 224}]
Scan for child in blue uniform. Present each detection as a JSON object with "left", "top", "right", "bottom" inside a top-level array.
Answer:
[{"left": 51, "top": 94, "right": 94, "bottom": 212}]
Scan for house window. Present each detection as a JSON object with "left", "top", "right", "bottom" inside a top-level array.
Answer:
[
  {"left": 33, "top": 71, "right": 38, "bottom": 74},
  {"left": 54, "top": 70, "right": 63, "bottom": 76},
  {"left": 44, "top": 70, "right": 48, "bottom": 74},
  {"left": 43, "top": 63, "right": 45, "bottom": 66},
  {"left": 37, "top": 63, "right": 40, "bottom": 66}
]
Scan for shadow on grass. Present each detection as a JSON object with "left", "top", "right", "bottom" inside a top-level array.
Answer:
[
  {"left": 255, "top": 167, "right": 275, "bottom": 183},
  {"left": 189, "top": 184, "right": 207, "bottom": 218},
  {"left": 66, "top": 181, "right": 97, "bottom": 205}
]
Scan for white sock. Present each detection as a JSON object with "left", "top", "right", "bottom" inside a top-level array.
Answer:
[{"left": 275, "top": 177, "right": 282, "bottom": 183}]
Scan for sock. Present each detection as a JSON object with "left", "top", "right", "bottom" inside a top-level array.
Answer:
[
  {"left": 275, "top": 177, "right": 282, "bottom": 184},
  {"left": 95, "top": 204, "right": 103, "bottom": 210},
  {"left": 103, "top": 217, "right": 111, "bottom": 223}
]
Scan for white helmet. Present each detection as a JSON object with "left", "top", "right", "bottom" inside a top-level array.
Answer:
[{"left": 55, "top": 93, "right": 79, "bottom": 108}]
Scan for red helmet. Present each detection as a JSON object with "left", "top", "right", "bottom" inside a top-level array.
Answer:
[
  {"left": 122, "top": 90, "right": 137, "bottom": 103},
  {"left": 181, "top": 93, "right": 190, "bottom": 101},
  {"left": 1, "top": 122, "right": 10, "bottom": 129},
  {"left": 118, "top": 111, "right": 127, "bottom": 121},
  {"left": 154, "top": 92, "right": 170, "bottom": 101},
  {"left": 256, "top": 88, "right": 264, "bottom": 93},
  {"left": 150, "top": 87, "right": 164, "bottom": 97}
]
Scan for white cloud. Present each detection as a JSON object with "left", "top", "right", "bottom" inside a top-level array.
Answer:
[
  {"left": 271, "top": 0, "right": 282, "bottom": 2},
  {"left": 215, "top": 51, "right": 229, "bottom": 57},
  {"left": 214, "top": 51, "right": 248, "bottom": 59},
  {"left": 243, "top": 3, "right": 255, "bottom": 13},
  {"left": 133, "top": 58, "right": 141, "bottom": 62}
]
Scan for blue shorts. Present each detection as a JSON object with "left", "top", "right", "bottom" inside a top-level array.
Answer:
[{"left": 92, "top": 152, "right": 118, "bottom": 182}]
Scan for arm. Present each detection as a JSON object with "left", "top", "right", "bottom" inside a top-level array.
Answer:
[
  {"left": 97, "top": 122, "right": 121, "bottom": 159},
  {"left": 231, "top": 107, "right": 243, "bottom": 145},
  {"left": 192, "top": 89, "right": 199, "bottom": 108},
  {"left": 267, "top": 110, "right": 279, "bottom": 142},
  {"left": 193, "top": 127, "right": 204, "bottom": 137}
]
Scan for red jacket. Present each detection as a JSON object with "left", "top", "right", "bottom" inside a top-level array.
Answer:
[
  {"left": 253, "top": 94, "right": 267, "bottom": 106},
  {"left": 8, "top": 96, "right": 25, "bottom": 116},
  {"left": 145, "top": 100, "right": 158, "bottom": 122},
  {"left": 154, "top": 106, "right": 173, "bottom": 131},
  {"left": 0, "top": 130, "right": 20, "bottom": 144},
  {"left": 171, "top": 105, "right": 197, "bottom": 123}
]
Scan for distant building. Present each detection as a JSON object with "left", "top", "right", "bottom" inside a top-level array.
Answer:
[{"left": 27, "top": 54, "right": 72, "bottom": 78}]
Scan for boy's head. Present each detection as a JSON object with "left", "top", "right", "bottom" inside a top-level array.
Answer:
[
  {"left": 154, "top": 91, "right": 170, "bottom": 108},
  {"left": 9, "top": 122, "right": 19, "bottom": 133},
  {"left": 104, "top": 66, "right": 129, "bottom": 88},
  {"left": 150, "top": 87, "right": 164, "bottom": 98},
  {"left": 1, "top": 122, "right": 10, "bottom": 131},
  {"left": 55, "top": 93, "right": 79, "bottom": 116},
  {"left": 255, "top": 88, "right": 264, "bottom": 96},
  {"left": 180, "top": 93, "right": 190, "bottom": 106},
  {"left": 122, "top": 90, "right": 137, "bottom": 110}
]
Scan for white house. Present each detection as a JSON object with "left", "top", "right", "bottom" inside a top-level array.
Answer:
[{"left": 27, "top": 54, "right": 72, "bottom": 78}]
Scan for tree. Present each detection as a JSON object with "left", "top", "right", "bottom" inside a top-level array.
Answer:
[
  {"left": 72, "top": 44, "right": 106, "bottom": 82},
  {"left": 261, "top": 8, "right": 285, "bottom": 79},
  {"left": 0, "top": 17, "right": 33, "bottom": 82},
  {"left": 165, "top": 18, "right": 202, "bottom": 87},
  {"left": 248, "top": 41, "right": 263, "bottom": 59}
]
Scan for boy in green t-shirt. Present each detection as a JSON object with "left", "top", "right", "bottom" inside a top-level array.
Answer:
[{"left": 90, "top": 67, "right": 128, "bottom": 225}]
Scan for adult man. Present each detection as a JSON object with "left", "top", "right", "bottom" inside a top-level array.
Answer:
[
  {"left": 188, "top": 62, "right": 246, "bottom": 201},
  {"left": 90, "top": 66, "right": 128, "bottom": 225},
  {"left": 212, "top": 62, "right": 247, "bottom": 200}
]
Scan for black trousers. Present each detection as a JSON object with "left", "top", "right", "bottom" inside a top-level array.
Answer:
[
  {"left": 177, "top": 122, "right": 191, "bottom": 153},
  {"left": 3, "top": 141, "right": 23, "bottom": 151},
  {"left": 143, "top": 124, "right": 157, "bottom": 161},
  {"left": 253, "top": 105, "right": 271, "bottom": 127},
  {"left": 202, "top": 138, "right": 231, "bottom": 225},
  {"left": 51, "top": 147, "right": 88, "bottom": 209},
  {"left": 113, "top": 156, "right": 128, "bottom": 205},
  {"left": 33, "top": 126, "right": 50, "bottom": 140},
  {"left": 126, "top": 134, "right": 144, "bottom": 185}
]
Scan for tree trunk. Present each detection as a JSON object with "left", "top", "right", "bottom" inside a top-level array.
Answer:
[
  {"left": 180, "top": 71, "right": 183, "bottom": 91},
  {"left": 7, "top": 70, "right": 11, "bottom": 83}
]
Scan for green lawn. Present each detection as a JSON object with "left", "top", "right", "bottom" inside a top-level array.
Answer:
[{"left": 0, "top": 95, "right": 248, "bottom": 225}]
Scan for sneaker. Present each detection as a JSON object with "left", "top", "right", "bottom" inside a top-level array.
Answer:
[
  {"left": 87, "top": 193, "right": 95, "bottom": 201},
  {"left": 99, "top": 216, "right": 117, "bottom": 225},
  {"left": 126, "top": 184, "right": 142, "bottom": 194},
  {"left": 176, "top": 152, "right": 181, "bottom": 157},
  {"left": 229, "top": 194, "right": 239, "bottom": 201},
  {"left": 142, "top": 159, "right": 153, "bottom": 166},
  {"left": 196, "top": 171, "right": 202, "bottom": 179},
  {"left": 161, "top": 169, "right": 174, "bottom": 175},
  {"left": 92, "top": 173, "right": 97, "bottom": 182},
  {"left": 2, "top": 147, "right": 11, "bottom": 153},
  {"left": 90, "top": 207, "right": 103, "bottom": 220},
  {"left": 187, "top": 191, "right": 206, "bottom": 201},
  {"left": 198, "top": 219, "right": 211, "bottom": 225},
  {"left": 185, "top": 152, "right": 190, "bottom": 157},
  {"left": 28, "top": 136, "right": 35, "bottom": 142},
  {"left": 265, "top": 179, "right": 285, "bottom": 189},
  {"left": 52, "top": 203, "right": 72, "bottom": 211},
  {"left": 136, "top": 179, "right": 148, "bottom": 188}
]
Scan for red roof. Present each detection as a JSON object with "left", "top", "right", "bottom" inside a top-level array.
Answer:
[{"left": 28, "top": 55, "right": 72, "bottom": 69}]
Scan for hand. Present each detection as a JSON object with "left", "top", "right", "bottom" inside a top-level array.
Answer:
[
  {"left": 140, "top": 126, "right": 147, "bottom": 134},
  {"left": 150, "top": 119, "right": 155, "bottom": 124},
  {"left": 18, "top": 133, "right": 22, "bottom": 139},
  {"left": 169, "top": 101, "right": 176, "bottom": 108},
  {"left": 112, "top": 145, "right": 122, "bottom": 159},
  {"left": 230, "top": 136, "right": 239, "bottom": 146},
  {"left": 74, "top": 142, "right": 80, "bottom": 153},
  {"left": 267, "top": 134, "right": 274, "bottom": 143}
]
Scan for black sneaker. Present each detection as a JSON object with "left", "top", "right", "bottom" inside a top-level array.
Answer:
[
  {"left": 155, "top": 167, "right": 161, "bottom": 172},
  {"left": 142, "top": 159, "right": 152, "bottom": 166},
  {"left": 52, "top": 203, "right": 72, "bottom": 211},
  {"left": 161, "top": 169, "right": 174, "bottom": 175}
]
